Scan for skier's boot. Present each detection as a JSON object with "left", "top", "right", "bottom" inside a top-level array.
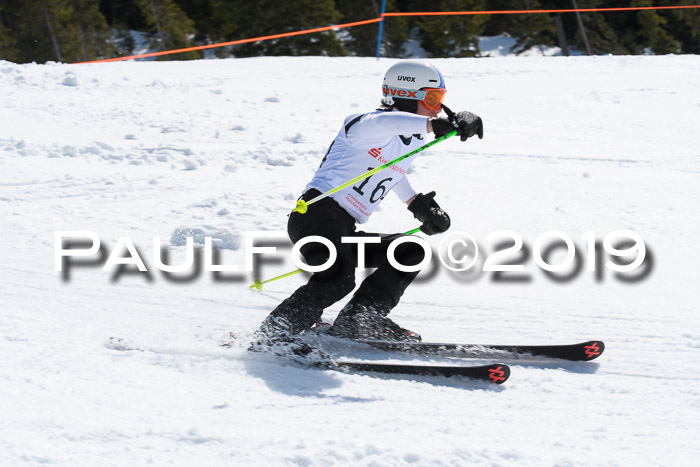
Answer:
[
  {"left": 249, "top": 315, "right": 322, "bottom": 359},
  {"left": 328, "top": 295, "right": 421, "bottom": 342}
]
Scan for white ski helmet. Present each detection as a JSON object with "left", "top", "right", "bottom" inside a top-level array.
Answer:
[{"left": 382, "top": 61, "right": 446, "bottom": 111}]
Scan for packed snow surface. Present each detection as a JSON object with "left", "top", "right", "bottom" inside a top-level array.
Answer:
[{"left": 1, "top": 55, "right": 699, "bottom": 466}]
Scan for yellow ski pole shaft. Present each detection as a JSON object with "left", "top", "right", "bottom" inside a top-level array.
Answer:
[
  {"left": 250, "top": 269, "right": 304, "bottom": 291},
  {"left": 250, "top": 227, "right": 422, "bottom": 290},
  {"left": 293, "top": 130, "right": 457, "bottom": 214}
]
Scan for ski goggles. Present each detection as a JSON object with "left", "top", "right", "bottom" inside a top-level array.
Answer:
[{"left": 382, "top": 85, "right": 446, "bottom": 111}]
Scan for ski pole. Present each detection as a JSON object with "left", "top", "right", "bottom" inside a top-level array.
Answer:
[
  {"left": 250, "top": 227, "right": 422, "bottom": 290},
  {"left": 293, "top": 130, "right": 458, "bottom": 214}
]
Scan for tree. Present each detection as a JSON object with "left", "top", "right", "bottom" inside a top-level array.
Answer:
[
  {"left": 482, "top": 0, "right": 557, "bottom": 54},
  {"left": 3, "top": 0, "right": 698, "bottom": 63},
  {"left": 335, "top": 0, "right": 409, "bottom": 57},
  {"left": 534, "top": 0, "right": 630, "bottom": 55},
  {"left": 100, "top": 0, "right": 149, "bottom": 30},
  {"left": 617, "top": 0, "right": 678, "bottom": 54},
  {"left": 657, "top": 0, "right": 700, "bottom": 54},
  {"left": 0, "top": 0, "right": 114, "bottom": 63},
  {"left": 173, "top": 0, "right": 241, "bottom": 57},
  {"left": 223, "top": 0, "right": 346, "bottom": 57},
  {"left": 70, "top": 0, "right": 115, "bottom": 61},
  {"left": 568, "top": 0, "right": 627, "bottom": 55},
  {"left": 637, "top": 0, "right": 681, "bottom": 54},
  {"left": 99, "top": 0, "right": 149, "bottom": 57},
  {"left": 1, "top": 0, "right": 76, "bottom": 63},
  {"left": 0, "top": 4, "right": 18, "bottom": 62},
  {"left": 412, "top": 0, "right": 489, "bottom": 57},
  {"left": 175, "top": 0, "right": 347, "bottom": 58},
  {"left": 135, "top": 0, "right": 202, "bottom": 59}
]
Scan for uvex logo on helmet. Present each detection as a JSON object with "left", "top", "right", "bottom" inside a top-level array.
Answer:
[
  {"left": 397, "top": 75, "right": 416, "bottom": 82},
  {"left": 382, "top": 85, "right": 418, "bottom": 99}
]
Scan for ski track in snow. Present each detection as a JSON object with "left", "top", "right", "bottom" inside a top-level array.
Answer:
[{"left": 1, "top": 56, "right": 699, "bottom": 465}]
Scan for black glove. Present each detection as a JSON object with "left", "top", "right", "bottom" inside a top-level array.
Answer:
[
  {"left": 408, "top": 191, "right": 451, "bottom": 235},
  {"left": 431, "top": 111, "right": 484, "bottom": 141}
]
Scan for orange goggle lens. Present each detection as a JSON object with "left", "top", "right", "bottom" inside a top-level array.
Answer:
[{"left": 422, "top": 88, "right": 446, "bottom": 110}]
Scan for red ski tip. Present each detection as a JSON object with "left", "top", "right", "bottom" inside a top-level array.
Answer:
[
  {"left": 583, "top": 341, "right": 605, "bottom": 361},
  {"left": 488, "top": 365, "right": 510, "bottom": 384}
]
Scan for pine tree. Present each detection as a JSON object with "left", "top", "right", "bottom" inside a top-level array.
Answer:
[
  {"left": 568, "top": 0, "right": 628, "bottom": 55},
  {"left": 632, "top": 0, "right": 680, "bottom": 54},
  {"left": 1, "top": 0, "right": 114, "bottom": 63},
  {"left": 135, "top": 0, "right": 202, "bottom": 59},
  {"left": 69, "top": 0, "right": 115, "bottom": 61},
  {"left": 44, "top": 0, "right": 83, "bottom": 62},
  {"left": 1, "top": 0, "right": 78, "bottom": 63},
  {"left": 101, "top": 0, "right": 151, "bottom": 30},
  {"left": 533, "top": 0, "right": 626, "bottom": 55},
  {"left": 173, "top": 0, "right": 241, "bottom": 58},
  {"left": 481, "top": 0, "right": 557, "bottom": 54},
  {"left": 335, "top": 0, "right": 409, "bottom": 57},
  {"left": 223, "top": 0, "right": 346, "bottom": 57},
  {"left": 657, "top": 0, "right": 700, "bottom": 54},
  {"left": 0, "top": 4, "right": 18, "bottom": 62},
  {"left": 586, "top": 0, "right": 635, "bottom": 55},
  {"left": 99, "top": 0, "right": 148, "bottom": 57},
  {"left": 412, "top": 0, "right": 489, "bottom": 57}
]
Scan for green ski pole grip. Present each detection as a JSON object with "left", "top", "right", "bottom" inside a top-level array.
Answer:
[{"left": 295, "top": 199, "right": 308, "bottom": 214}]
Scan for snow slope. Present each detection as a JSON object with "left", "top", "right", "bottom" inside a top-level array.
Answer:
[{"left": 1, "top": 55, "right": 699, "bottom": 466}]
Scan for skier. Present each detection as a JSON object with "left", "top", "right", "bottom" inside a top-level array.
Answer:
[{"left": 256, "top": 61, "right": 483, "bottom": 346}]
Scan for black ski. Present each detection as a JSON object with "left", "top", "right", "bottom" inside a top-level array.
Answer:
[
  {"left": 246, "top": 336, "right": 511, "bottom": 383},
  {"left": 107, "top": 337, "right": 510, "bottom": 384},
  {"left": 329, "top": 360, "right": 510, "bottom": 384},
  {"left": 356, "top": 340, "right": 605, "bottom": 362}
]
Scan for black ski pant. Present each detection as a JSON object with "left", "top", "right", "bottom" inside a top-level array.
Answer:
[{"left": 269, "top": 189, "right": 426, "bottom": 333}]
